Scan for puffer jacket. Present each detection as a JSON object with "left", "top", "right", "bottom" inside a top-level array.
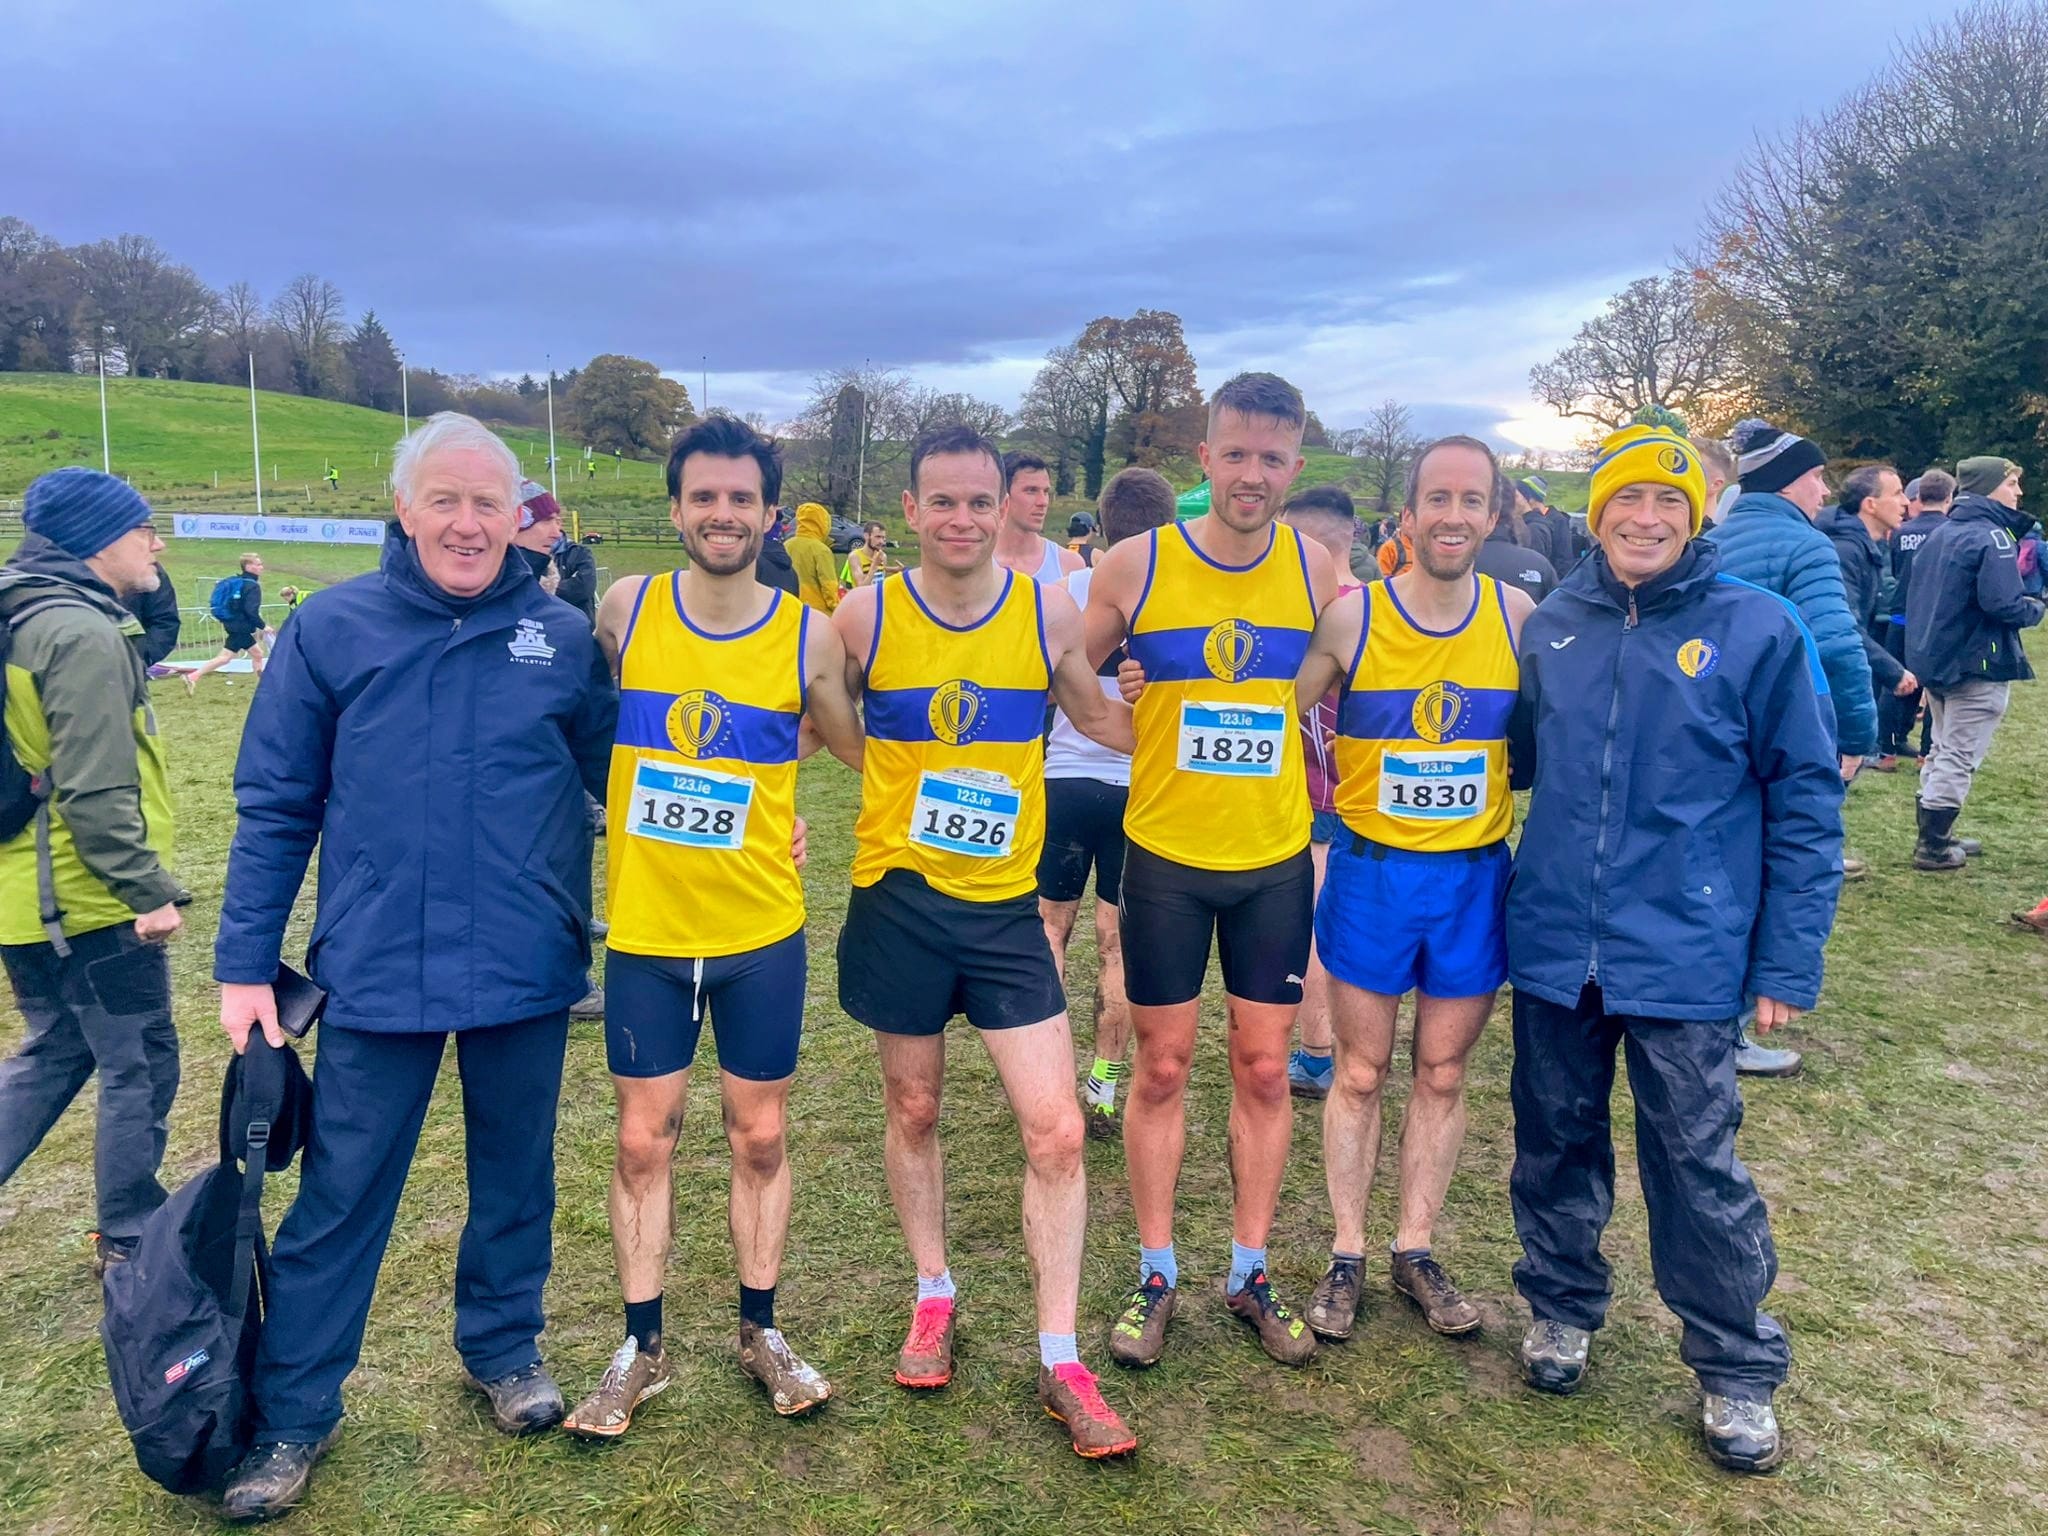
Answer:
[
  {"left": 214, "top": 532, "right": 616, "bottom": 1032},
  {"left": 1703, "top": 491, "right": 1878, "bottom": 755},
  {"left": 1507, "top": 540, "right": 1844, "bottom": 1020}
]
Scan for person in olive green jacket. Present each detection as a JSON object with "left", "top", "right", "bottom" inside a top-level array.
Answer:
[{"left": 0, "top": 468, "right": 187, "bottom": 1277}]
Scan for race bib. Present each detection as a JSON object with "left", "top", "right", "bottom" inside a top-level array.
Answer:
[
  {"left": 1378, "top": 748, "right": 1488, "bottom": 820},
  {"left": 629, "top": 759, "right": 754, "bottom": 850},
  {"left": 911, "top": 769, "right": 1019, "bottom": 858},
  {"left": 1176, "top": 701, "right": 1284, "bottom": 776}
]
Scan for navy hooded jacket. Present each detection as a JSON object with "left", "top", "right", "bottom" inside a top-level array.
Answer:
[
  {"left": 1902, "top": 494, "right": 2045, "bottom": 689},
  {"left": 1703, "top": 491, "right": 1878, "bottom": 756},
  {"left": 1506, "top": 541, "right": 1845, "bottom": 1021},
  {"left": 214, "top": 533, "right": 617, "bottom": 1032}
]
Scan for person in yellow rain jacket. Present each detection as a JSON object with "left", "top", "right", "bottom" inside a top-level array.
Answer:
[{"left": 787, "top": 502, "right": 840, "bottom": 614}]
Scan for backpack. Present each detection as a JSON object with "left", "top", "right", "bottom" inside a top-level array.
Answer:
[
  {"left": 100, "top": 1039, "right": 310, "bottom": 1495},
  {"left": 208, "top": 576, "right": 247, "bottom": 624},
  {"left": 0, "top": 596, "right": 92, "bottom": 845}
]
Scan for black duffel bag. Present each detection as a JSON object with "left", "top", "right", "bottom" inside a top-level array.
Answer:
[{"left": 100, "top": 1038, "right": 310, "bottom": 1494}]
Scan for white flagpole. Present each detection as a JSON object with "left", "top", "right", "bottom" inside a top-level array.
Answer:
[
  {"left": 98, "top": 352, "right": 111, "bottom": 472},
  {"left": 545, "top": 356, "right": 558, "bottom": 499},
  {"left": 249, "top": 352, "right": 265, "bottom": 516}
]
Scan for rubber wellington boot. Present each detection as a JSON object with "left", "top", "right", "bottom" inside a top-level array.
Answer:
[{"left": 1913, "top": 804, "right": 1967, "bottom": 872}]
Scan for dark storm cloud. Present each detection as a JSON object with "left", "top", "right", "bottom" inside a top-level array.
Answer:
[{"left": 4, "top": 0, "right": 1955, "bottom": 422}]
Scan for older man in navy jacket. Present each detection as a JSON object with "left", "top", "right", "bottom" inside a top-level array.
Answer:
[
  {"left": 1505, "top": 425, "right": 1844, "bottom": 1476},
  {"left": 212, "top": 413, "right": 616, "bottom": 1523}
]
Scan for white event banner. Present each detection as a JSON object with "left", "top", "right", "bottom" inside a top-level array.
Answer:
[{"left": 172, "top": 514, "right": 386, "bottom": 545}]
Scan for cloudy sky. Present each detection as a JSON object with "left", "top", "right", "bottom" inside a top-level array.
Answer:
[{"left": 7, "top": 0, "right": 1954, "bottom": 448}]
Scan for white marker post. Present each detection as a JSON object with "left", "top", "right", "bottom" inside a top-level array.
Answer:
[
  {"left": 98, "top": 352, "right": 111, "bottom": 473},
  {"left": 545, "top": 356, "right": 558, "bottom": 499},
  {"left": 249, "top": 353, "right": 265, "bottom": 517}
]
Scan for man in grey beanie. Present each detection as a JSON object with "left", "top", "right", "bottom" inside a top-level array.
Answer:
[{"left": 0, "top": 467, "right": 188, "bottom": 1278}]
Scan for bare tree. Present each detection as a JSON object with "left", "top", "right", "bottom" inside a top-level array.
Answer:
[
  {"left": 72, "top": 234, "right": 215, "bottom": 378},
  {"left": 1019, "top": 342, "right": 1111, "bottom": 496},
  {"left": 900, "top": 387, "right": 1011, "bottom": 444},
  {"left": 1355, "top": 398, "right": 1422, "bottom": 515},
  {"left": 1529, "top": 272, "right": 1738, "bottom": 429},
  {"left": 270, "top": 273, "right": 347, "bottom": 396}
]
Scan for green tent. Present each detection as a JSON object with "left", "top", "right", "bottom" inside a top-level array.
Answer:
[{"left": 1175, "top": 481, "right": 1209, "bottom": 518}]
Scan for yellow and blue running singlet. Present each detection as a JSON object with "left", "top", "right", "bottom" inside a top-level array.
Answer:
[
  {"left": 852, "top": 570, "right": 1052, "bottom": 902},
  {"left": 607, "top": 577, "right": 809, "bottom": 957},
  {"left": 1125, "top": 520, "right": 1317, "bottom": 870},
  {"left": 1332, "top": 574, "right": 1518, "bottom": 852}
]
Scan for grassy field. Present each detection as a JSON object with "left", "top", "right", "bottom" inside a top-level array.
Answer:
[{"left": 1, "top": 538, "right": 2045, "bottom": 1533}]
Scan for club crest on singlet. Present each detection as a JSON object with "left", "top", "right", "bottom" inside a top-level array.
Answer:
[
  {"left": 927, "top": 679, "right": 988, "bottom": 746},
  {"left": 666, "top": 689, "right": 728, "bottom": 758},
  {"left": 1202, "top": 618, "right": 1263, "bottom": 682},
  {"left": 1410, "top": 680, "right": 1472, "bottom": 744}
]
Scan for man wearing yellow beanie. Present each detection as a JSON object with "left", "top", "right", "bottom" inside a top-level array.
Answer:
[{"left": 1504, "top": 425, "right": 1845, "bottom": 1474}]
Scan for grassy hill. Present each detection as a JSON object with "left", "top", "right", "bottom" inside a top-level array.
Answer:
[{"left": 0, "top": 373, "right": 664, "bottom": 518}]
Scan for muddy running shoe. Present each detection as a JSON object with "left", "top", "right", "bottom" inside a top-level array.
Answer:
[
  {"left": 1039, "top": 1362, "right": 1138, "bottom": 1458},
  {"left": 1519, "top": 1318, "right": 1590, "bottom": 1395},
  {"left": 222, "top": 1429, "right": 341, "bottom": 1524},
  {"left": 563, "top": 1337, "right": 670, "bottom": 1439},
  {"left": 1225, "top": 1269, "right": 1317, "bottom": 1365},
  {"left": 463, "top": 1361, "right": 565, "bottom": 1435},
  {"left": 1391, "top": 1250, "right": 1480, "bottom": 1335},
  {"left": 1083, "top": 1096, "right": 1122, "bottom": 1142},
  {"left": 894, "top": 1297, "right": 956, "bottom": 1388},
  {"left": 1107, "top": 1274, "right": 1177, "bottom": 1367},
  {"left": 1702, "top": 1394, "right": 1783, "bottom": 1473},
  {"left": 569, "top": 986, "right": 606, "bottom": 1020},
  {"left": 1307, "top": 1257, "right": 1362, "bottom": 1341},
  {"left": 740, "top": 1322, "right": 831, "bottom": 1416},
  {"left": 1287, "top": 1049, "right": 1334, "bottom": 1100}
]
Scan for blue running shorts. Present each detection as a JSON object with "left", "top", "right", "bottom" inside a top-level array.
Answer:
[{"left": 1315, "top": 833, "right": 1508, "bottom": 999}]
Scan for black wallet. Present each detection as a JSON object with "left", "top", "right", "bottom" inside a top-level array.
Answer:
[{"left": 273, "top": 961, "right": 328, "bottom": 1039}]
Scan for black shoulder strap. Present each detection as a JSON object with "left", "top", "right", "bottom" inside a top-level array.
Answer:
[{"left": 225, "top": 1117, "right": 268, "bottom": 1324}]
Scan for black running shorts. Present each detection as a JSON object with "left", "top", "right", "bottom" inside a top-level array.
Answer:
[
  {"left": 1118, "top": 843, "right": 1313, "bottom": 1008},
  {"left": 838, "top": 869, "right": 1067, "bottom": 1035},
  {"left": 1036, "top": 777, "right": 1130, "bottom": 906}
]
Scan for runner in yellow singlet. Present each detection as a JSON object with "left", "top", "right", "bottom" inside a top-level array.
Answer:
[
  {"left": 1286, "top": 437, "right": 1534, "bottom": 1348},
  {"left": 1080, "top": 373, "right": 1340, "bottom": 1369},
  {"left": 830, "top": 423, "right": 1140, "bottom": 1460},
  {"left": 564, "top": 417, "right": 863, "bottom": 1440}
]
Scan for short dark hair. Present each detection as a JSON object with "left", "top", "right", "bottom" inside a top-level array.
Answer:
[
  {"left": 1405, "top": 435, "right": 1500, "bottom": 513},
  {"left": 862, "top": 520, "right": 886, "bottom": 535},
  {"left": 1282, "top": 485, "right": 1356, "bottom": 526},
  {"left": 1001, "top": 451, "right": 1050, "bottom": 494},
  {"left": 1207, "top": 371, "right": 1305, "bottom": 433},
  {"left": 1840, "top": 463, "right": 1898, "bottom": 517},
  {"left": 1917, "top": 468, "right": 1955, "bottom": 506},
  {"left": 1098, "top": 467, "right": 1177, "bottom": 545},
  {"left": 666, "top": 412, "right": 783, "bottom": 506},
  {"left": 909, "top": 423, "right": 1005, "bottom": 497}
]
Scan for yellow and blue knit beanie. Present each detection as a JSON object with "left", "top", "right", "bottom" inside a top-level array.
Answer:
[{"left": 1587, "top": 425, "right": 1707, "bottom": 536}]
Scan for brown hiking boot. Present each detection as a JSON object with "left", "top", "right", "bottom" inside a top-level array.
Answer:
[
  {"left": 1306, "top": 1257, "right": 1363, "bottom": 1341},
  {"left": 1224, "top": 1269, "right": 1317, "bottom": 1365},
  {"left": 1107, "top": 1274, "right": 1177, "bottom": 1367},
  {"left": 1039, "top": 1362, "right": 1138, "bottom": 1458},
  {"left": 1390, "top": 1250, "right": 1481, "bottom": 1335},
  {"left": 894, "top": 1297, "right": 955, "bottom": 1388},
  {"left": 739, "top": 1321, "right": 831, "bottom": 1416},
  {"left": 562, "top": 1338, "right": 670, "bottom": 1439}
]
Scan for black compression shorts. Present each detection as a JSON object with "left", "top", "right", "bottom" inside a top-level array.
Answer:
[
  {"left": 1036, "top": 777, "right": 1130, "bottom": 905},
  {"left": 1118, "top": 843, "right": 1313, "bottom": 1008}
]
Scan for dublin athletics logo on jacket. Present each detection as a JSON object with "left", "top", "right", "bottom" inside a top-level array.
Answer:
[{"left": 508, "top": 618, "right": 555, "bottom": 664}]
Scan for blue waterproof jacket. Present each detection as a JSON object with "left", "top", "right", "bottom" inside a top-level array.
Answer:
[
  {"left": 1506, "top": 541, "right": 1845, "bottom": 1021},
  {"left": 1703, "top": 491, "right": 1879, "bottom": 756},
  {"left": 214, "top": 533, "right": 616, "bottom": 1032}
]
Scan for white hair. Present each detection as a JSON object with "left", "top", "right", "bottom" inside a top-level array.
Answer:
[{"left": 390, "top": 412, "right": 520, "bottom": 505}]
